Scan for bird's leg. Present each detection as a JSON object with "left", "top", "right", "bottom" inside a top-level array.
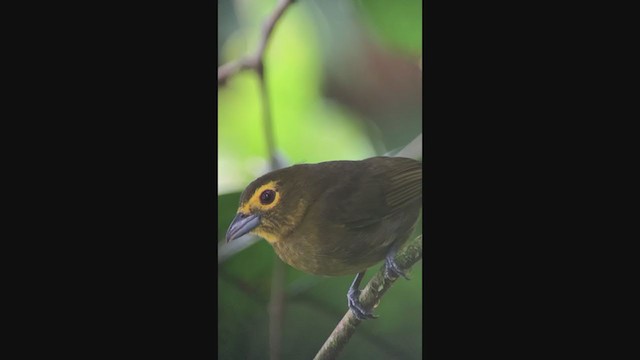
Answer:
[
  {"left": 347, "top": 271, "right": 378, "bottom": 320},
  {"left": 385, "top": 241, "right": 410, "bottom": 280}
]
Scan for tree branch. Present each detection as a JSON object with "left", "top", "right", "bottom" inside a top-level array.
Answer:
[
  {"left": 394, "top": 133, "right": 422, "bottom": 160},
  {"left": 257, "top": 64, "right": 279, "bottom": 171},
  {"left": 295, "top": 294, "right": 416, "bottom": 360},
  {"left": 218, "top": 234, "right": 261, "bottom": 264},
  {"left": 385, "top": 133, "right": 422, "bottom": 160},
  {"left": 218, "top": 0, "right": 295, "bottom": 86},
  {"left": 313, "top": 235, "right": 423, "bottom": 360}
]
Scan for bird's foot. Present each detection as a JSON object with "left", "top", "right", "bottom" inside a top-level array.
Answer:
[
  {"left": 384, "top": 255, "right": 410, "bottom": 280},
  {"left": 347, "top": 288, "right": 378, "bottom": 320}
]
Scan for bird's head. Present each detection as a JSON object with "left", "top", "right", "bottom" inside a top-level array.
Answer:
[{"left": 225, "top": 166, "right": 315, "bottom": 244}]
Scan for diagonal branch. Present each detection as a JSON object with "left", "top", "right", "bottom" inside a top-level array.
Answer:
[
  {"left": 295, "top": 294, "right": 416, "bottom": 360},
  {"left": 218, "top": 0, "right": 295, "bottom": 86},
  {"left": 394, "top": 133, "right": 422, "bottom": 160},
  {"left": 313, "top": 235, "right": 423, "bottom": 360},
  {"left": 385, "top": 133, "right": 422, "bottom": 160}
]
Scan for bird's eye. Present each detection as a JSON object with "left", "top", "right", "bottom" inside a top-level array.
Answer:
[{"left": 260, "top": 189, "right": 276, "bottom": 205}]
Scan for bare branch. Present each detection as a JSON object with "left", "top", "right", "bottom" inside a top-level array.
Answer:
[
  {"left": 218, "top": 235, "right": 261, "bottom": 264},
  {"left": 394, "top": 133, "right": 422, "bottom": 160},
  {"left": 313, "top": 235, "right": 423, "bottom": 360},
  {"left": 295, "top": 294, "right": 416, "bottom": 360},
  {"left": 257, "top": 65, "right": 279, "bottom": 170},
  {"left": 255, "top": 0, "right": 293, "bottom": 60},
  {"left": 217, "top": 57, "right": 253, "bottom": 85},
  {"left": 218, "top": 0, "right": 295, "bottom": 86}
]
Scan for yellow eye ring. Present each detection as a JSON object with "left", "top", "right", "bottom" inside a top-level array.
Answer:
[{"left": 240, "top": 181, "right": 281, "bottom": 213}]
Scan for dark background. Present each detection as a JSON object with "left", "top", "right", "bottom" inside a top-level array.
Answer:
[{"left": 9, "top": 0, "right": 619, "bottom": 358}]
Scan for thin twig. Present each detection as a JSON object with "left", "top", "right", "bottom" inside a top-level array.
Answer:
[
  {"left": 218, "top": 0, "right": 295, "bottom": 86},
  {"left": 257, "top": 64, "right": 279, "bottom": 170},
  {"left": 313, "top": 235, "right": 423, "bottom": 360}
]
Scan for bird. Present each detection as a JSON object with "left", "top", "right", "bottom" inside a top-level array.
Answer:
[{"left": 225, "top": 156, "right": 422, "bottom": 319}]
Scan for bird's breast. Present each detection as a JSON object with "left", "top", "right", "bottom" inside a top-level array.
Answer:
[{"left": 271, "top": 227, "right": 391, "bottom": 276}]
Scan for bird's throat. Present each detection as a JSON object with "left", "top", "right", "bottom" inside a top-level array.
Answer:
[{"left": 253, "top": 228, "right": 280, "bottom": 244}]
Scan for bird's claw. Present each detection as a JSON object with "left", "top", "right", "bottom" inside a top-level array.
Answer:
[
  {"left": 347, "top": 289, "right": 378, "bottom": 320},
  {"left": 385, "top": 256, "right": 410, "bottom": 280}
]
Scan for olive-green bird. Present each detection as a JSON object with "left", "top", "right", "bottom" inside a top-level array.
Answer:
[{"left": 225, "top": 156, "right": 422, "bottom": 319}]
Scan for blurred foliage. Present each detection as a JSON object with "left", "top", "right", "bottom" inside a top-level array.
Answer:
[
  {"left": 218, "top": 0, "right": 422, "bottom": 359},
  {"left": 353, "top": 0, "right": 423, "bottom": 56},
  {"left": 218, "top": 0, "right": 375, "bottom": 194}
]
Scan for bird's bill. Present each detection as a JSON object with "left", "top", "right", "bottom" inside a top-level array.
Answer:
[{"left": 225, "top": 213, "right": 261, "bottom": 243}]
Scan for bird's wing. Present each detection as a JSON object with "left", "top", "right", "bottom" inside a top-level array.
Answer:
[{"left": 327, "top": 157, "right": 422, "bottom": 229}]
